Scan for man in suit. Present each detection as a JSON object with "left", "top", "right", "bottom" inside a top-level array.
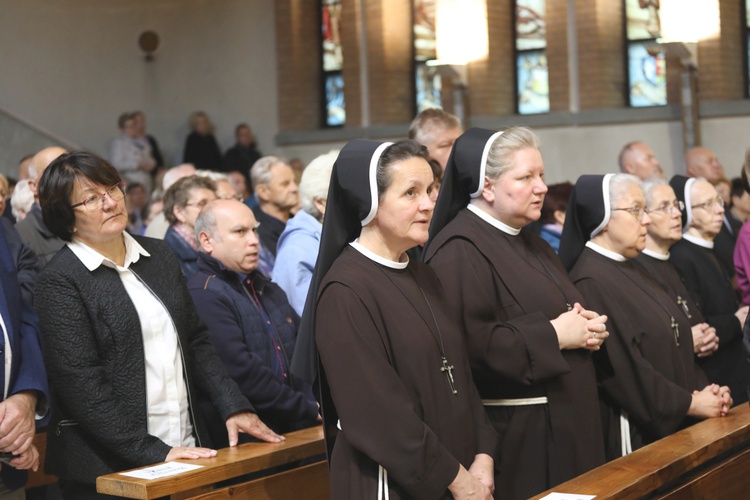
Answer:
[{"left": 0, "top": 222, "right": 49, "bottom": 498}]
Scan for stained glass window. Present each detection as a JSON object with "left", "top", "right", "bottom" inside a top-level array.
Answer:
[
  {"left": 322, "top": 0, "right": 345, "bottom": 126},
  {"left": 625, "top": 0, "right": 666, "bottom": 107},
  {"left": 516, "top": 0, "right": 549, "bottom": 114},
  {"left": 413, "top": 0, "right": 442, "bottom": 112}
]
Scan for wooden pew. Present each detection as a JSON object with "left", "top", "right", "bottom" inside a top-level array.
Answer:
[
  {"left": 96, "top": 425, "right": 327, "bottom": 499},
  {"left": 531, "top": 404, "right": 750, "bottom": 499}
]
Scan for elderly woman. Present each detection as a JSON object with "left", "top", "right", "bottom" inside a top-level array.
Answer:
[
  {"left": 634, "top": 180, "right": 719, "bottom": 361},
  {"left": 424, "top": 127, "right": 608, "bottom": 499},
  {"left": 560, "top": 173, "right": 731, "bottom": 460},
  {"left": 163, "top": 175, "right": 217, "bottom": 279},
  {"left": 668, "top": 175, "right": 749, "bottom": 404},
  {"left": 273, "top": 151, "right": 337, "bottom": 315},
  {"left": 34, "top": 152, "right": 282, "bottom": 499},
  {"left": 301, "top": 139, "right": 497, "bottom": 499}
]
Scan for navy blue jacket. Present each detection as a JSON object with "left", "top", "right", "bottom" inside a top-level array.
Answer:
[
  {"left": 0, "top": 222, "right": 49, "bottom": 490},
  {"left": 188, "top": 253, "right": 317, "bottom": 440}
]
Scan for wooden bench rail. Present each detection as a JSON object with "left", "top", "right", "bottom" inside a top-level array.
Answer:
[
  {"left": 96, "top": 425, "right": 325, "bottom": 499},
  {"left": 531, "top": 404, "right": 750, "bottom": 499}
]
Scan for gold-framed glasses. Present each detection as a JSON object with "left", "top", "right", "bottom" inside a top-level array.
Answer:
[
  {"left": 71, "top": 182, "right": 126, "bottom": 212},
  {"left": 691, "top": 196, "right": 725, "bottom": 211},
  {"left": 646, "top": 200, "right": 684, "bottom": 215},
  {"left": 612, "top": 206, "right": 647, "bottom": 221}
]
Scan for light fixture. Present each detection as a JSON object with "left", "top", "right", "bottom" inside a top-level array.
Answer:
[{"left": 138, "top": 31, "right": 160, "bottom": 62}]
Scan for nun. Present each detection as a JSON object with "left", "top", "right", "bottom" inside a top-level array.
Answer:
[
  {"left": 424, "top": 127, "right": 608, "bottom": 499},
  {"left": 298, "top": 139, "right": 496, "bottom": 499},
  {"left": 633, "top": 180, "right": 719, "bottom": 360},
  {"left": 560, "top": 173, "right": 731, "bottom": 460},
  {"left": 668, "top": 175, "right": 749, "bottom": 404}
]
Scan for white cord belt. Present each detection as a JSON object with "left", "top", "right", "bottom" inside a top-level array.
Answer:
[
  {"left": 620, "top": 410, "right": 633, "bottom": 456},
  {"left": 338, "top": 420, "right": 389, "bottom": 499},
  {"left": 482, "top": 396, "right": 548, "bottom": 406}
]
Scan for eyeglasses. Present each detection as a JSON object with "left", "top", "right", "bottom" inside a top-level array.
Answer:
[
  {"left": 691, "top": 196, "right": 725, "bottom": 211},
  {"left": 612, "top": 206, "right": 647, "bottom": 221},
  {"left": 646, "top": 200, "right": 685, "bottom": 215},
  {"left": 71, "top": 182, "right": 126, "bottom": 212}
]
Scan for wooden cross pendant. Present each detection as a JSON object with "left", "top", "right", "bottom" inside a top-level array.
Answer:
[{"left": 441, "top": 357, "right": 457, "bottom": 395}]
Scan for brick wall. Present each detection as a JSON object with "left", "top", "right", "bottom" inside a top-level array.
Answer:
[{"left": 547, "top": 0, "right": 570, "bottom": 112}]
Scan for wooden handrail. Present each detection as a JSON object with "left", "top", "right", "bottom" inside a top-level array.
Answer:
[
  {"left": 96, "top": 425, "right": 325, "bottom": 499},
  {"left": 531, "top": 404, "right": 750, "bottom": 499}
]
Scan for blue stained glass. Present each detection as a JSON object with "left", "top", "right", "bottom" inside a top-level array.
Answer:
[
  {"left": 326, "top": 73, "right": 346, "bottom": 127},
  {"left": 517, "top": 51, "right": 549, "bottom": 114},
  {"left": 628, "top": 42, "right": 666, "bottom": 107}
]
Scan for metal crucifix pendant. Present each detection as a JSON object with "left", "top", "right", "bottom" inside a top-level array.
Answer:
[
  {"left": 677, "top": 295, "right": 692, "bottom": 320},
  {"left": 671, "top": 316, "right": 680, "bottom": 346},
  {"left": 441, "top": 357, "right": 458, "bottom": 395}
]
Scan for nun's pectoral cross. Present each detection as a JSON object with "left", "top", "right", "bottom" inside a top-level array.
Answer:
[
  {"left": 441, "top": 357, "right": 457, "bottom": 395},
  {"left": 671, "top": 316, "right": 680, "bottom": 346}
]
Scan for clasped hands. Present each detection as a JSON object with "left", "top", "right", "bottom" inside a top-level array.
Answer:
[
  {"left": 0, "top": 391, "right": 40, "bottom": 471},
  {"left": 551, "top": 302, "right": 609, "bottom": 351}
]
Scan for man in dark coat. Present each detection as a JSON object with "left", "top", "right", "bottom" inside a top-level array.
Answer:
[{"left": 189, "top": 200, "right": 318, "bottom": 442}]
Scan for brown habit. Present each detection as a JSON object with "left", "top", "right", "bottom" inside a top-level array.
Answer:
[
  {"left": 425, "top": 208, "right": 605, "bottom": 499},
  {"left": 570, "top": 248, "right": 704, "bottom": 460},
  {"left": 316, "top": 246, "right": 497, "bottom": 500}
]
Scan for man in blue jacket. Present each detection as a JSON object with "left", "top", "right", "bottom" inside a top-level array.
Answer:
[
  {"left": 0, "top": 221, "right": 49, "bottom": 498},
  {"left": 188, "top": 200, "right": 318, "bottom": 444}
]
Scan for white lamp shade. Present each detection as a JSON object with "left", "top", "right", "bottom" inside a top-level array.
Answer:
[
  {"left": 434, "top": 0, "right": 489, "bottom": 65},
  {"left": 660, "top": 0, "right": 720, "bottom": 43}
]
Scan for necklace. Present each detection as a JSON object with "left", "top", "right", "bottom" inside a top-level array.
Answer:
[{"left": 373, "top": 263, "right": 458, "bottom": 395}]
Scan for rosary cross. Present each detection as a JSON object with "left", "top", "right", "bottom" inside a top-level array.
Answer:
[{"left": 441, "top": 357, "right": 458, "bottom": 395}]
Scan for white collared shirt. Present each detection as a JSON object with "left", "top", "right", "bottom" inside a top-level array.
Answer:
[
  {"left": 467, "top": 203, "right": 521, "bottom": 236},
  {"left": 67, "top": 233, "right": 195, "bottom": 448},
  {"left": 350, "top": 240, "right": 408, "bottom": 269},
  {"left": 642, "top": 248, "right": 670, "bottom": 261},
  {"left": 683, "top": 233, "right": 714, "bottom": 249},
  {"left": 585, "top": 241, "right": 627, "bottom": 262}
]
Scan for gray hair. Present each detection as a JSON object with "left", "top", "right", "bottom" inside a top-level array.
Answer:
[
  {"left": 250, "top": 156, "right": 289, "bottom": 190},
  {"left": 408, "top": 108, "right": 461, "bottom": 146},
  {"left": 163, "top": 163, "right": 197, "bottom": 191},
  {"left": 194, "top": 202, "right": 219, "bottom": 250},
  {"left": 195, "top": 170, "right": 230, "bottom": 183},
  {"left": 609, "top": 173, "right": 643, "bottom": 206},
  {"left": 10, "top": 179, "right": 34, "bottom": 220},
  {"left": 641, "top": 178, "right": 668, "bottom": 206},
  {"left": 300, "top": 151, "right": 337, "bottom": 221},
  {"left": 485, "top": 126, "right": 542, "bottom": 180}
]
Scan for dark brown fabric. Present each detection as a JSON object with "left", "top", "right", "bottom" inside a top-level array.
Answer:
[
  {"left": 425, "top": 208, "right": 605, "bottom": 499},
  {"left": 316, "top": 247, "right": 497, "bottom": 500},
  {"left": 570, "top": 248, "right": 698, "bottom": 460}
]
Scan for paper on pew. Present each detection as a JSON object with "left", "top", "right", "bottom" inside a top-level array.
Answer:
[
  {"left": 539, "top": 494, "right": 595, "bottom": 500},
  {"left": 120, "top": 462, "right": 204, "bottom": 480}
]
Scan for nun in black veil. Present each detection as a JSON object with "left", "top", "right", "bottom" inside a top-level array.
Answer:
[
  {"left": 560, "top": 173, "right": 731, "bottom": 460},
  {"left": 291, "top": 139, "right": 496, "bottom": 499},
  {"left": 423, "top": 127, "right": 607, "bottom": 499}
]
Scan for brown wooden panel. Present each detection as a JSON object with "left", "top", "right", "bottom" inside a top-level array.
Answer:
[
  {"left": 187, "top": 461, "right": 329, "bottom": 500},
  {"left": 656, "top": 447, "right": 750, "bottom": 499},
  {"left": 97, "top": 426, "right": 325, "bottom": 499},
  {"left": 531, "top": 405, "right": 750, "bottom": 499}
]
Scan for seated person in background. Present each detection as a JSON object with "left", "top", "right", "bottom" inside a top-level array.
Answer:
[
  {"left": 669, "top": 175, "right": 749, "bottom": 404},
  {"left": 163, "top": 175, "right": 217, "bottom": 279},
  {"left": 125, "top": 182, "right": 148, "bottom": 235},
  {"left": 109, "top": 112, "right": 156, "bottom": 192},
  {"left": 228, "top": 171, "right": 251, "bottom": 201},
  {"left": 0, "top": 218, "right": 49, "bottom": 497},
  {"left": 249, "top": 156, "right": 298, "bottom": 258},
  {"left": 539, "top": 181, "right": 573, "bottom": 253},
  {"left": 34, "top": 152, "right": 282, "bottom": 499},
  {"left": 15, "top": 147, "right": 68, "bottom": 267},
  {"left": 223, "top": 123, "right": 261, "bottom": 182},
  {"left": 273, "top": 151, "right": 337, "bottom": 316},
  {"left": 634, "top": 180, "right": 719, "bottom": 360},
  {"left": 189, "top": 200, "right": 318, "bottom": 441},
  {"left": 560, "top": 173, "right": 731, "bottom": 460},
  {"left": 408, "top": 108, "right": 463, "bottom": 172},
  {"left": 617, "top": 141, "right": 665, "bottom": 180},
  {"left": 183, "top": 111, "right": 223, "bottom": 171},
  {"left": 144, "top": 163, "right": 197, "bottom": 239},
  {"left": 729, "top": 177, "right": 750, "bottom": 228},
  {"left": 10, "top": 180, "right": 34, "bottom": 222},
  {"left": 734, "top": 153, "right": 750, "bottom": 305}
]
